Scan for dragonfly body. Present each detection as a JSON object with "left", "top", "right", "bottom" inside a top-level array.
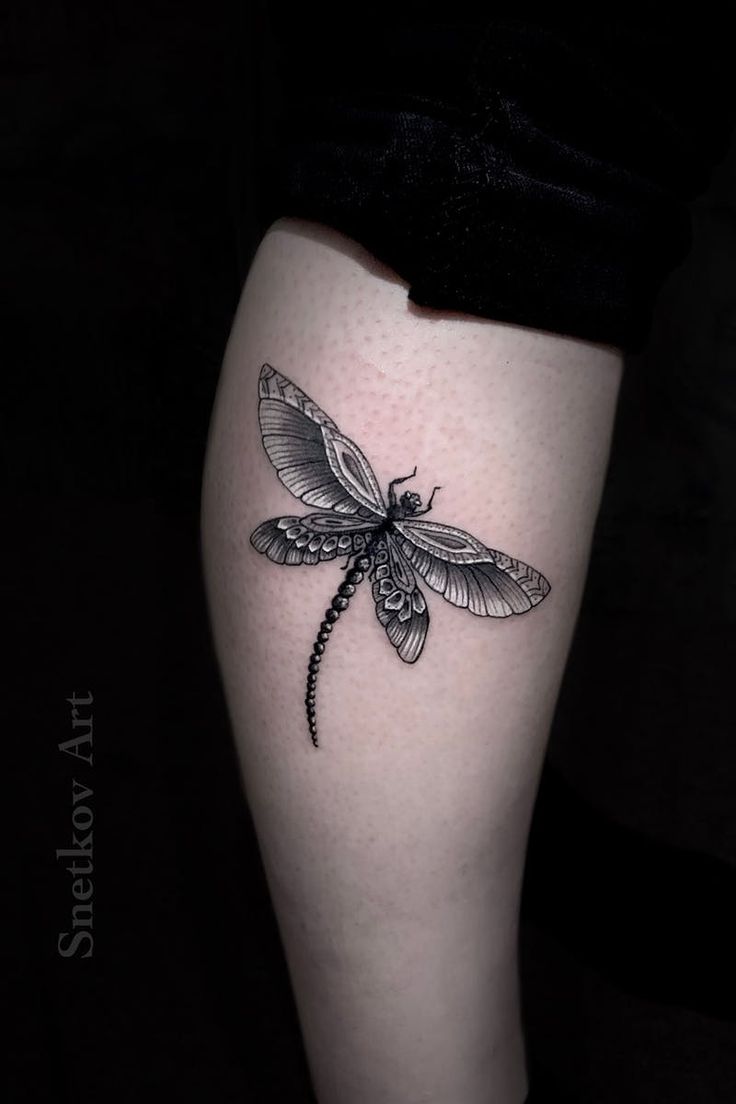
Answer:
[{"left": 250, "top": 363, "right": 550, "bottom": 748}]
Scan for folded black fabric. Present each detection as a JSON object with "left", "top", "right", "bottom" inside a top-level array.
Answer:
[{"left": 264, "top": 13, "right": 734, "bottom": 352}]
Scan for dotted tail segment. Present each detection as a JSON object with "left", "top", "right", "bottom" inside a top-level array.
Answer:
[{"left": 306, "top": 554, "right": 371, "bottom": 748}]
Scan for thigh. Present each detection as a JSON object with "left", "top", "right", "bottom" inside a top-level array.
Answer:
[{"left": 201, "top": 218, "right": 622, "bottom": 1104}]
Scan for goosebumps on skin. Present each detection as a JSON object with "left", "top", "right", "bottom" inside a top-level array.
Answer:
[
  {"left": 201, "top": 218, "right": 622, "bottom": 1104},
  {"left": 250, "top": 363, "right": 551, "bottom": 748}
]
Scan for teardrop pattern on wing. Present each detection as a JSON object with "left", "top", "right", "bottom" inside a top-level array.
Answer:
[
  {"left": 251, "top": 515, "right": 375, "bottom": 565},
  {"left": 370, "top": 536, "right": 429, "bottom": 663}
]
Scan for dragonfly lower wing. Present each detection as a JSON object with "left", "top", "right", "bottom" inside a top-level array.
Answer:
[
  {"left": 372, "top": 535, "right": 429, "bottom": 663},
  {"left": 251, "top": 515, "right": 377, "bottom": 566}
]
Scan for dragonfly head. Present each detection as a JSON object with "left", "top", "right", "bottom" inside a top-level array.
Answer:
[{"left": 399, "top": 491, "right": 423, "bottom": 515}]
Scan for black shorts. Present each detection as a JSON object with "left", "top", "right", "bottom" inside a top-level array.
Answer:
[{"left": 263, "top": 13, "right": 734, "bottom": 352}]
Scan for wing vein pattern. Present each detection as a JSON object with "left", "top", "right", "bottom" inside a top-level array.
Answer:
[
  {"left": 394, "top": 519, "right": 550, "bottom": 618},
  {"left": 251, "top": 514, "right": 378, "bottom": 565},
  {"left": 258, "top": 363, "right": 386, "bottom": 518},
  {"left": 371, "top": 534, "right": 429, "bottom": 662}
]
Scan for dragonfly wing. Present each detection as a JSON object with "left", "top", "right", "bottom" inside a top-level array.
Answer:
[
  {"left": 394, "top": 518, "right": 550, "bottom": 617},
  {"left": 372, "top": 534, "right": 429, "bottom": 663},
  {"left": 251, "top": 514, "right": 377, "bottom": 566},
  {"left": 258, "top": 364, "right": 386, "bottom": 518}
]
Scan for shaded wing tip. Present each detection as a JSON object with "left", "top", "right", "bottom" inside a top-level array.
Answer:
[
  {"left": 400, "top": 648, "right": 424, "bottom": 664},
  {"left": 531, "top": 574, "right": 551, "bottom": 604},
  {"left": 250, "top": 520, "right": 273, "bottom": 550},
  {"left": 259, "top": 363, "right": 278, "bottom": 393}
]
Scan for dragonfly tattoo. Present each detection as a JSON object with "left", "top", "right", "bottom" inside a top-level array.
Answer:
[{"left": 251, "top": 363, "right": 551, "bottom": 748}]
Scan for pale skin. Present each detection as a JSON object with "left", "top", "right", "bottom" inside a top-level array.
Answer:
[{"left": 201, "top": 218, "right": 623, "bottom": 1104}]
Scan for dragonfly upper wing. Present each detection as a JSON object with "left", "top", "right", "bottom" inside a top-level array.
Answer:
[
  {"left": 372, "top": 534, "right": 429, "bottom": 663},
  {"left": 258, "top": 364, "right": 386, "bottom": 518},
  {"left": 394, "top": 518, "right": 550, "bottom": 617},
  {"left": 251, "top": 514, "right": 378, "bottom": 566}
]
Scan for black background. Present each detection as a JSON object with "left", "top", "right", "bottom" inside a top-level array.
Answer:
[{"left": 7, "top": 5, "right": 736, "bottom": 1102}]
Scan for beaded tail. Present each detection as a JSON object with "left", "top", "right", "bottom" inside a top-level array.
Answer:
[{"left": 306, "top": 554, "right": 371, "bottom": 748}]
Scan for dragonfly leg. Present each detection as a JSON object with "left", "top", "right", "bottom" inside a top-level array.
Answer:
[
  {"left": 416, "top": 486, "right": 442, "bottom": 515},
  {"left": 388, "top": 466, "right": 417, "bottom": 507}
]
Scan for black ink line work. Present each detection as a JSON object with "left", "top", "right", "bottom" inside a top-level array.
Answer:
[{"left": 251, "top": 363, "right": 551, "bottom": 748}]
